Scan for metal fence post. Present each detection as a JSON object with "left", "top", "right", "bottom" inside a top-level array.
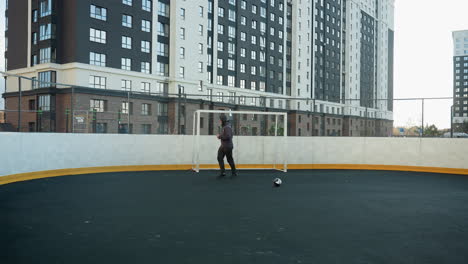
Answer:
[
  {"left": 71, "top": 86, "right": 75, "bottom": 133},
  {"left": 127, "top": 91, "right": 130, "bottom": 133},
  {"left": 421, "top": 98, "right": 424, "bottom": 137},
  {"left": 18, "top": 77, "right": 22, "bottom": 132},
  {"left": 451, "top": 105, "right": 454, "bottom": 138}
]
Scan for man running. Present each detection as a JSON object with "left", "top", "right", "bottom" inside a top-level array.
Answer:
[{"left": 217, "top": 114, "right": 237, "bottom": 178}]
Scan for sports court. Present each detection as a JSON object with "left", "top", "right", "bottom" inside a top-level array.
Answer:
[{"left": 2, "top": 169, "right": 468, "bottom": 264}]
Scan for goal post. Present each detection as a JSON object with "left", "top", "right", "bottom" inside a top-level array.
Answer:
[{"left": 191, "top": 109, "right": 288, "bottom": 173}]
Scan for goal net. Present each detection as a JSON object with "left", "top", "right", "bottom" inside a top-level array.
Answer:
[{"left": 191, "top": 109, "right": 288, "bottom": 172}]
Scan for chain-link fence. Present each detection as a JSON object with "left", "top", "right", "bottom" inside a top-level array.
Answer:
[{"left": 0, "top": 73, "right": 467, "bottom": 137}]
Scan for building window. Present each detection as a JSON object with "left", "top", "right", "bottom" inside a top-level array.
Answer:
[
  {"left": 260, "top": 7, "right": 266, "bottom": 18},
  {"left": 198, "top": 43, "right": 204, "bottom": 54},
  {"left": 121, "top": 102, "right": 133, "bottom": 115},
  {"left": 198, "top": 61, "right": 203, "bottom": 73},
  {"left": 228, "top": 10, "right": 236, "bottom": 22},
  {"left": 32, "top": 10, "right": 38, "bottom": 22},
  {"left": 217, "top": 41, "right": 224, "bottom": 51},
  {"left": 240, "top": 96, "right": 246, "bottom": 105},
  {"left": 251, "top": 35, "right": 257, "bottom": 45},
  {"left": 90, "top": 99, "right": 106, "bottom": 112},
  {"left": 241, "top": 1, "right": 246, "bottom": 9},
  {"left": 198, "top": 80, "right": 203, "bottom": 91},
  {"left": 38, "top": 71, "right": 56, "bottom": 88},
  {"left": 89, "top": 76, "right": 106, "bottom": 89},
  {"left": 121, "top": 79, "right": 132, "bottom": 91},
  {"left": 90, "top": 52, "right": 106, "bottom": 67},
  {"left": 31, "top": 55, "right": 38, "bottom": 66},
  {"left": 141, "top": 40, "right": 151, "bottom": 53},
  {"left": 228, "top": 76, "right": 235, "bottom": 87},
  {"left": 141, "top": 62, "right": 151, "bottom": 74},
  {"left": 141, "top": 124, "right": 151, "bottom": 134},
  {"left": 141, "top": 82, "right": 151, "bottom": 93},
  {"left": 122, "top": 14, "right": 133, "bottom": 28},
  {"left": 217, "top": 92, "right": 224, "bottom": 102},
  {"left": 123, "top": 0, "right": 132, "bottom": 6},
  {"left": 90, "top": 5, "right": 107, "bottom": 21},
  {"left": 40, "top": 0, "right": 52, "bottom": 17},
  {"left": 179, "top": 67, "right": 185, "bottom": 78},
  {"left": 180, "top": 27, "right": 186, "bottom": 39},
  {"left": 142, "top": 20, "right": 151, "bottom": 32},
  {"left": 217, "top": 75, "right": 223, "bottom": 85},
  {"left": 120, "top": 58, "right": 132, "bottom": 71},
  {"left": 158, "top": 2, "right": 169, "bottom": 17},
  {"left": 208, "top": 54, "right": 212, "bottom": 66},
  {"left": 198, "top": 62, "right": 204, "bottom": 73},
  {"left": 240, "top": 64, "right": 245, "bottom": 73},
  {"left": 32, "top": 32, "right": 37, "bottom": 45},
  {"left": 252, "top": 4, "right": 257, "bottom": 14},
  {"left": 157, "top": 82, "right": 169, "bottom": 94},
  {"left": 218, "top": 7, "right": 224, "bottom": 17},
  {"left": 142, "top": 0, "right": 151, "bottom": 11},
  {"left": 240, "top": 80, "right": 245, "bottom": 89},
  {"left": 199, "top": 25, "right": 204, "bottom": 36},
  {"left": 39, "top": 23, "right": 54, "bottom": 40},
  {"left": 157, "top": 23, "right": 169, "bottom": 36},
  {"left": 180, "top": 47, "right": 185, "bottom": 58},
  {"left": 180, "top": 8, "right": 185, "bottom": 19},
  {"left": 228, "top": 42, "right": 236, "bottom": 55},
  {"left": 29, "top": 99, "right": 36, "bottom": 111},
  {"left": 218, "top": 24, "right": 224, "bottom": 35},
  {"left": 39, "top": 47, "right": 55, "bottom": 63},
  {"left": 156, "top": 43, "right": 168, "bottom": 56},
  {"left": 228, "top": 59, "right": 235, "bottom": 71},
  {"left": 38, "top": 95, "right": 51, "bottom": 111},
  {"left": 156, "top": 63, "right": 169, "bottom": 76},
  {"left": 122, "top": 36, "right": 132, "bottom": 49},
  {"left": 207, "top": 89, "right": 213, "bottom": 101},
  {"left": 251, "top": 81, "right": 256, "bottom": 90},
  {"left": 142, "top": 104, "right": 151, "bottom": 116},
  {"left": 90, "top": 28, "right": 106, "bottom": 44}
]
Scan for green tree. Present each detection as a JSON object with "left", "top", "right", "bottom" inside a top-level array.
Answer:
[
  {"left": 269, "top": 124, "right": 284, "bottom": 136},
  {"left": 416, "top": 124, "right": 442, "bottom": 137},
  {"left": 455, "top": 121, "right": 468, "bottom": 133}
]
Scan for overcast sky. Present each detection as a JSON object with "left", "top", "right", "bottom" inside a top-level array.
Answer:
[
  {"left": 1, "top": 1, "right": 468, "bottom": 128},
  {"left": 393, "top": 0, "right": 468, "bottom": 128}
]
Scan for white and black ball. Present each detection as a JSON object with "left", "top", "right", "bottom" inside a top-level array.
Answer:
[{"left": 273, "top": 178, "right": 282, "bottom": 187}]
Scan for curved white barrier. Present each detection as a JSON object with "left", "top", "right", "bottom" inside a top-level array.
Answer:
[{"left": 1, "top": 132, "right": 468, "bottom": 178}]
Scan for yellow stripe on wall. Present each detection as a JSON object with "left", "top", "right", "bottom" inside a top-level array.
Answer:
[{"left": 1, "top": 164, "right": 467, "bottom": 186}]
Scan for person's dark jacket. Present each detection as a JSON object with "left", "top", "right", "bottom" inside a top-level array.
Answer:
[{"left": 218, "top": 116, "right": 234, "bottom": 149}]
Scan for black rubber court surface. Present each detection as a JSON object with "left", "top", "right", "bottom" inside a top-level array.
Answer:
[{"left": 2, "top": 169, "right": 468, "bottom": 264}]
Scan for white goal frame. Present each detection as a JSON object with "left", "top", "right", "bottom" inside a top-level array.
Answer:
[{"left": 191, "top": 109, "right": 288, "bottom": 173}]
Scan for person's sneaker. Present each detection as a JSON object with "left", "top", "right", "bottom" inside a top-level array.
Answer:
[
  {"left": 230, "top": 172, "right": 238, "bottom": 179},
  {"left": 217, "top": 172, "right": 226, "bottom": 179}
]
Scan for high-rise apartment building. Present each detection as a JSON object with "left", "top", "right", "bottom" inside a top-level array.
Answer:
[
  {"left": 453, "top": 30, "right": 468, "bottom": 127},
  {"left": 3, "top": 0, "right": 394, "bottom": 136}
]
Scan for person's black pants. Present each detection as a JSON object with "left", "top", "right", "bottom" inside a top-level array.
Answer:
[{"left": 217, "top": 146, "right": 236, "bottom": 174}]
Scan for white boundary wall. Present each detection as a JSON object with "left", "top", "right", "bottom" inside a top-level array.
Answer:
[{"left": 0, "top": 133, "right": 468, "bottom": 177}]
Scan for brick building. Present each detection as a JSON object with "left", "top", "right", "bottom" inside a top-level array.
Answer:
[{"left": 3, "top": 0, "right": 394, "bottom": 136}]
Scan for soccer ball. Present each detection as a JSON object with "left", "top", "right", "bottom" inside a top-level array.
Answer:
[{"left": 273, "top": 178, "right": 282, "bottom": 187}]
